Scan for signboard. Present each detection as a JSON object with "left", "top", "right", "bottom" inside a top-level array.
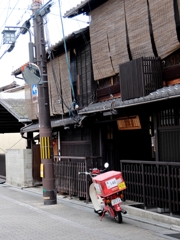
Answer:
[
  {"left": 117, "top": 115, "right": 141, "bottom": 130},
  {"left": 32, "top": 84, "right": 38, "bottom": 103}
]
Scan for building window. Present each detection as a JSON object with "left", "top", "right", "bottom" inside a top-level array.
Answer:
[{"left": 158, "top": 108, "right": 180, "bottom": 127}]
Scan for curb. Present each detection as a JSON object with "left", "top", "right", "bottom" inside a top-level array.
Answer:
[
  {"left": 121, "top": 205, "right": 180, "bottom": 232},
  {"left": 122, "top": 204, "right": 180, "bottom": 226}
]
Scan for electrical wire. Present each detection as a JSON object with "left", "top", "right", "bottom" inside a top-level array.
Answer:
[
  {"left": 44, "top": 20, "right": 82, "bottom": 123},
  {"left": 0, "top": 0, "right": 21, "bottom": 32},
  {"left": 9, "top": 137, "right": 24, "bottom": 149},
  {"left": 0, "top": 0, "right": 52, "bottom": 60},
  {"left": 58, "top": 0, "right": 75, "bottom": 102},
  {"left": 3, "top": 0, "right": 11, "bottom": 28},
  {"left": 0, "top": 147, "right": 5, "bottom": 153},
  {"left": 16, "top": 4, "right": 31, "bottom": 25},
  {"left": 44, "top": 16, "right": 70, "bottom": 113},
  {"left": 0, "top": 0, "right": 11, "bottom": 27}
]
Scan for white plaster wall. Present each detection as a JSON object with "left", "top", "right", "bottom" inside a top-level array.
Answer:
[
  {"left": 6, "top": 149, "right": 33, "bottom": 187},
  {"left": 0, "top": 133, "right": 26, "bottom": 154}
]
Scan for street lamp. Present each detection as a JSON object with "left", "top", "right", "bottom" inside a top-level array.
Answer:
[
  {"left": 2, "top": 25, "right": 34, "bottom": 63},
  {"left": 2, "top": 25, "right": 41, "bottom": 85},
  {"left": 2, "top": 29, "right": 16, "bottom": 44}
]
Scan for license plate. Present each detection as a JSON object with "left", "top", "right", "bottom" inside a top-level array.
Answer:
[{"left": 111, "top": 197, "right": 122, "bottom": 206}]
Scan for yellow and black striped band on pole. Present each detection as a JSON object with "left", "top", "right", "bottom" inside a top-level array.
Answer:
[{"left": 40, "top": 136, "right": 51, "bottom": 159}]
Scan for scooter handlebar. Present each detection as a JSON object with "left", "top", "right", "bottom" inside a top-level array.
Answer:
[{"left": 78, "top": 172, "right": 89, "bottom": 175}]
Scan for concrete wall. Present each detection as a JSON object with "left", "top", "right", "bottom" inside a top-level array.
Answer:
[{"left": 6, "top": 149, "right": 33, "bottom": 187}]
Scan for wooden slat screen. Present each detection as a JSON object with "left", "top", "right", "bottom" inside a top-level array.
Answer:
[
  {"left": 61, "top": 141, "right": 91, "bottom": 157},
  {"left": 177, "top": 0, "right": 180, "bottom": 19},
  {"left": 159, "top": 128, "right": 180, "bottom": 162},
  {"left": 107, "top": 0, "right": 129, "bottom": 73},
  {"left": 60, "top": 53, "right": 72, "bottom": 111},
  {"left": 47, "top": 57, "right": 60, "bottom": 116},
  {"left": 148, "top": 0, "right": 180, "bottom": 59},
  {"left": 120, "top": 58, "right": 144, "bottom": 100},
  {"left": 47, "top": 52, "right": 72, "bottom": 115},
  {"left": 120, "top": 57, "right": 162, "bottom": 101},
  {"left": 76, "top": 43, "right": 94, "bottom": 107},
  {"left": 90, "top": 0, "right": 129, "bottom": 80},
  {"left": 90, "top": 3, "right": 115, "bottom": 81},
  {"left": 125, "top": 0, "right": 154, "bottom": 59}
]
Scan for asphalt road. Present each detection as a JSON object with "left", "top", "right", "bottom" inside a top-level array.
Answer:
[{"left": 0, "top": 183, "right": 179, "bottom": 240}]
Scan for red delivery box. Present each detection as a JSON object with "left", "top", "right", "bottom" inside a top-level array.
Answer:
[{"left": 92, "top": 171, "right": 126, "bottom": 197}]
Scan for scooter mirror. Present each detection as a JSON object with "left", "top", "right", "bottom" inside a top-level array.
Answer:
[{"left": 104, "top": 162, "right": 109, "bottom": 168}]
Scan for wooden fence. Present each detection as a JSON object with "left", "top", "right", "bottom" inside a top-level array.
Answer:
[
  {"left": 54, "top": 156, "right": 102, "bottom": 200},
  {"left": 120, "top": 160, "right": 180, "bottom": 214}
]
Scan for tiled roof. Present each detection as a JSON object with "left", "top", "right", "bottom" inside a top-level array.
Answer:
[
  {"left": 64, "top": 0, "right": 90, "bottom": 17},
  {"left": 0, "top": 98, "right": 30, "bottom": 122},
  {"left": 78, "top": 84, "right": 180, "bottom": 115},
  {"left": 64, "top": 0, "right": 108, "bottom": 18},
  {"left": 21, "top": 116, "right": 86, "bottom": 133},
  {"left": 49, "top": 27, "right": 89, "bottom": 51}
]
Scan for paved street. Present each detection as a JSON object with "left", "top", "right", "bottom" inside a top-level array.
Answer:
[{"left": 0, "top": 184, "right": 180, "bottom": 240}]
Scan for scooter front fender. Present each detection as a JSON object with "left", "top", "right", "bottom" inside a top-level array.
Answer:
[
  {"left": 113, "top": 203, "right": 122, "bottom": 212},
  {"left": 89, "top": 183, "right": 103, "bottom": 212}
]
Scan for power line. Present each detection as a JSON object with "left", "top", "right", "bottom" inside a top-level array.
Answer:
[
  {"left": 4, "top": 0, "right": 11, "bottom": 27},
  {"left": 0, "top": 0, "right": 21, "bottom": 32},
  {"left": 0, "top": 0, "right": 53, "bottom": 60}
]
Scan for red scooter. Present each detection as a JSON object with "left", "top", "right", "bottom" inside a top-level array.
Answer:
[{"left": 79, "top": 163, "right": 127, "bottom": 223}]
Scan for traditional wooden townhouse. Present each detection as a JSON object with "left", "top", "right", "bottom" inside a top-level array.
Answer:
[{"left": 63, "top": 0, "right": 180, "bottom": 215}]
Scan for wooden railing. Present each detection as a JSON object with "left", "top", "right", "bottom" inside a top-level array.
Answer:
[
  {"left": 120, "top": 160, "right": 180, "bottom": 214},
  {"left": 54, "top": 156, "right": 102, "bottom": 201}
]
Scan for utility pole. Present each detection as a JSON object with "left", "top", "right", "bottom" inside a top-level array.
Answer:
[{"left": 31, "top": 0, "right": 57, "bottom": 205}]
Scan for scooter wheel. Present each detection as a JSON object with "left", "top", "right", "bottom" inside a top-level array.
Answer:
[{"left": 114, "top": 211, "right": 122, "bottom": 223}]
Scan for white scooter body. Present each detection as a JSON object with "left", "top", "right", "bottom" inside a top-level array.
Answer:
[{"left": 89, "top": 183, "right": 103, "bottom": 212}]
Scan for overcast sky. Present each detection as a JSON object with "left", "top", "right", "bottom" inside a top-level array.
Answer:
[{"left": 0, "top": 0, "right": 89, "bottom": 87}]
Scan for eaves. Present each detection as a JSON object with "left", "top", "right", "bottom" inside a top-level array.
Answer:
[
  {"left": 78, "top": 84, "right": 180, "bottom": 115},
  {"left": 21, "top": 115, "right": 86, "bottom": 133}
]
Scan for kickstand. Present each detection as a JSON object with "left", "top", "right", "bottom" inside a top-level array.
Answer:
[{"left": 100, "top": 211, "right": 106, "bottom": 221}]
